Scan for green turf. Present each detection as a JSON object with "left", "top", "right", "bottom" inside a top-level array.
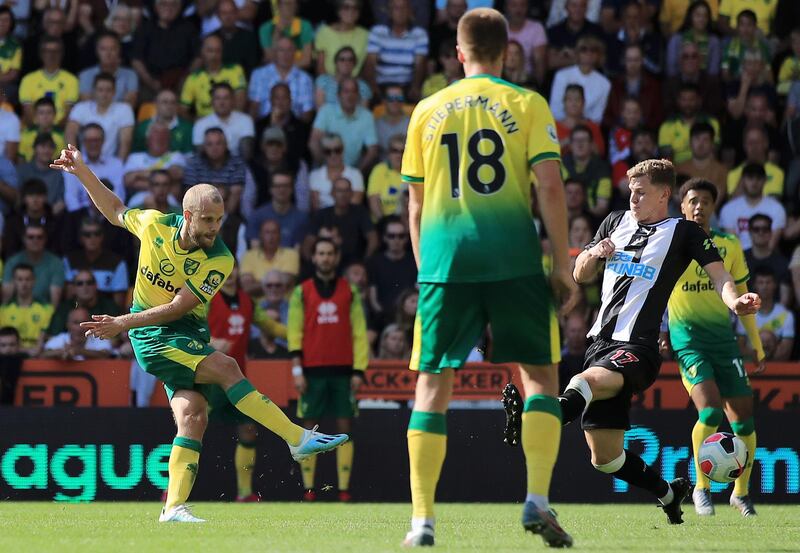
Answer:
[{"left": 1, "top": 502, "right": 798, "bottom": 552}]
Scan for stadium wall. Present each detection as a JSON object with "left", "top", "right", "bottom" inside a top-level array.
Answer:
[{"left": 1, "top": 408, "right": 797, "bottom": 503}]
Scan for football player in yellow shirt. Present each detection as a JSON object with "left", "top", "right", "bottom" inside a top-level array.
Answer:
[{"left": 50, "top": 144, "right": 347, "bottom": 523}]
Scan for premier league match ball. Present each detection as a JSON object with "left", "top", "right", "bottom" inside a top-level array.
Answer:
[{"left": 698, "top": 432, "right": 749, "bottom": 483}]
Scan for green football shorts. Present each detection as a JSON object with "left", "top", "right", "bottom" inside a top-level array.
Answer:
[
  {"left": 675, "top": 347, "right": 752, "bottom": 398},
  {"left": 297, "top": 374, "right": 357, "bottom": 420},
  {"left": 410, "top": 274, "right": 561, "bottom": 373},
  {"left": 129, "top": 322, "right": 243, "bottom": 421}
]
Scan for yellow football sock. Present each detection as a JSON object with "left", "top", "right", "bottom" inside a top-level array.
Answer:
[
  {"left": 300, "top": 455, "right": 317, "bottom": 490},
  {"left": 337, "top": 441, "right": 354, "bottom": 491},
  {"left": 226, "top": 379, "right": 303, "bottom": 445},
  {"left": 165, "top": 437, "right": 201, "bottom": 510},
  {"left": 235, "top": 442, "right": 256, "bottom": 498},
  {"left": 692, "top": 407, "right": 722, "bottom": 489},
  {"left": 522, "top": 395, "right": 561, "bottom": 497},
  {"left": 407, "top": 412, "right": 447, "bottom": 519},
  {"left": 732, "top": 418, "right": 756, "bottom": 497}
]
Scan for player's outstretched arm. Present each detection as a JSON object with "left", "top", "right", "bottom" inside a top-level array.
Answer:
[
  {"left": 50, "top": 144, "right": 127, "bottom": 228},
  {"left": 81, "top": 288, "right": 201, "bottom": 340},
  {"left": 704, "top": 261, "right": 761, "bottom": 316},
  {"left": 734, "top": 280, "right": 767, "bottom": 373}
]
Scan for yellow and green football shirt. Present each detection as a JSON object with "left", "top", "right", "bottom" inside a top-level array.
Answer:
[
  {"left": 401, "top": 74, "right": 561, "bottom": 283},
  {"left": 180, "top": 64, "right": 247, "bottom": 118},
  {"left": 19, "top": 125, "right": 66, "bottom": 162},
  {"left": 0, "top": 37, "right": 22, "bottom": 73},
  {"left": 668, "top": 229, "right": 748, "bottom": 352},
  {"left": 658, "top": 115, "right": 720, "bottom": 165},
  {"left": 19, "top": 69, "right": 79, "bottom": 123},
  {"left": 122, "top": 209, "right": 235, "bottom": 326},
  {"left": 0, "top": 301, "right": 54, "bottom": 348}
]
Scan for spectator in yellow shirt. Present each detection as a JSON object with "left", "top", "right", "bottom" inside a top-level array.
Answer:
[
  {"left": 19, "top": 36, "right": 79, "bottom": 126},
  {"left": 180, "top": 34, "right": 247, "bottom": 119},
  {"left": 0, "top": 264, "right": 53, "bottom": 357},
  {"left": 240, "top": 219, "right": 300, "bottom": 297},
  {"left": 367, "top": 133, "right": 406, "bottom": 221}
]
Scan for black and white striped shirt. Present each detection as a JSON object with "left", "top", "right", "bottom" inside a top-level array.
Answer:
[{"left": 586, "top": 211, "right": 721, "bottom": 347}]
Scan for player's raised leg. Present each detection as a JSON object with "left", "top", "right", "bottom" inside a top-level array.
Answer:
[
  {"left": 404, "top": 369, "right": 454, "bottom": 547},
  {"left": 160, "top": 390, "right": 208, "bottom": 523},
  {"left": 235, "top": 423, "right": 259, "bottom": 502},
  {"left": 195, "top": 352, "right": 348, "bottom": 459},
  {"left": 725, "top": 396, "right": 758, "bottom": 516},
  {"left": 685, "top": 379, "right": 724, "bottom": 515}
]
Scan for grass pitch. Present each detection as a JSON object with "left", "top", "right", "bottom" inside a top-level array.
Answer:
[{"left": 1, "top": 502, "right": 798, "bottom": 552}]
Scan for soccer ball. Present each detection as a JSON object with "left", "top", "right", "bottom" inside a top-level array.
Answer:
[{"left": 698, "top": 432, "right": 748, "bottom": 483}]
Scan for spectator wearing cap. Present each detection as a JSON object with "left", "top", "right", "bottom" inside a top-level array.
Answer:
[
  {"left": 308, "top": 133, "right": 364, "bottom": 211},
  {"left": 309, "top": 77, "right": 378, "bottom": 173},
  {"left": 246, "top": 168, "right": 309, "bottom": 249},
  {"left": 65, "top": 72, "right": 135, "bottom": 161},
  {"left": 213, "top": 0, "right": 260, "bottom": 76},
  {"left": 241, "top": 219, "right": 301, "bottom": 297},
  {"left": 64, "top": 218, "right": 129, "bottom": 306},
  {"left": 675, "top": 122, "right": 728, "bottom": 208},
  {"left": 314, "top": 46, "right": 371, "bottom": 108},
  {"left": 374, "top": 84, "right": 410, "bottom": 161},
  {"left": 254, "top": 82, "right": 311, "bottom": 169},
  {"left": 743, "top": 213, "right": 792, "bottom": 307},
  {"left": 123, "top": 123, "right": 186, "bottom": 194},
  {"left": 16, "top": 133, "right": 65, "bottom": 213},
  {"left": 658, "top": 82, "right": 720, "bottom": 164},
  {"left": 18, "top": 97, "right": 66, "bottom": 163},
  {"left": 249, "top": 36, "right": 314, "bottom": 123},
  {"left": 2, "top": 179, "right": 63, "bottom": 260},
  {"left": 561, "top": 125, "right": 611, "bottom": 219},
  {"left": 549, "top": 35, "right": 610, "bottom": 123},
  {"left": 130, "top": 0, "right": 200, "bottom": 98},
  {"left": 3, "top": 224, "right": 64, "bottom": 306},
  {"left": 367, "top": 133, "right": 406, "bottom": 221},
  {"left": 78, "top": 31, "right": 139, "bottom": 107},
  {"left": 547, "top": 0, "right": 604, "bottom": 72},
  {"left": 180, "top": 34, "right": 248, "bottom": 120},
  {"left": 132, "top": 89, "right": 194, "bottom": 154},
  {"left": 243, "top": 126, "right": 310, "bottom": 217},
  {"left": 314, "top": 0, "right": 369, "bottom": 77},
  {"left": 63, "top": 123, "right": 125, "bottom": 213},
  {"left": 183, "top": 127, "right": 246, "bottom": 215},
  {"left": 192, "top": 82, "right": 255, "bottom": 161},
  {"left": 726, "top": 125, "right": 784, "bottom": 198},
  {"left": 720, "top": 163, "right": 785, "bottom": 251}
]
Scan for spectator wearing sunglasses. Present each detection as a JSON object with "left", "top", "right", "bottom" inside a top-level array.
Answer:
[
  {"left": 374, "top": 84, "right": 410, "bottom": 160},
  {"left": 743, "top": 214, "right": 792, "bottom": 307},
  {"left": 315, "top": 0, "right": 369, "bottom": 77},
  {"left": 2, "top": 223, "right": 64, "bottom": 306},
  {"left": 367, "top": 133, "right": 406, "bottom": 221},
  {"left": 314, "top": 46, "right": 372, "bottom": 108},
  {"left": 309, "top": 133, "right": 364, "bottom": 210},
  {"left": 63, "top": 219, "right": 129, "bottom": 307},
  {"left": 45, "top": 269, "right": 121, "bottom": 337},
  {"left": 366, "top": 215, "right": 416, "bottom": 328}
]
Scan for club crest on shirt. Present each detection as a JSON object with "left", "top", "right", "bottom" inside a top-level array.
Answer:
[
  {"left": 184, "top": 258, "right": 200, "bottom": 275},
  {"left": 546, "top": 124, "right": 558, "bottom": 144},
  {"left": 200, "top": 270, "right": 224, "bottom": 295}
]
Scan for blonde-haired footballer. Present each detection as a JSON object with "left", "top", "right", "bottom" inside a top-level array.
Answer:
[
  {"left": 51, "top": 144, "right": 348, "bottom": 523},
  {"left": 400, "top": 7, "right": 578, "bottom": 548}
]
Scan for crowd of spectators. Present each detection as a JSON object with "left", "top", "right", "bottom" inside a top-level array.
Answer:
[{"left": 0, "top": 0, "right": 799, "bottom": 406}]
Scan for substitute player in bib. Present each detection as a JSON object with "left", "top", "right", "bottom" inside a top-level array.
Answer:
[
  {"left": 664, "top": 178, "right": 765, "bottom": 517},
  {"left": 400, "top": 8, "right": 578, "bottom": 548},
  {"left": 208, "top": 264, "right": 288, "bottom": 503},
  {"left": 51, "top": 144, "right": 348, "bottom": 523},
  {"left": 559, "top": 160, "right": 760, "bottom": 525}
]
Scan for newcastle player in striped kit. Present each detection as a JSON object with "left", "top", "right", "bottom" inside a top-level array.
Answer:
[{"left": 559, "top": 159, "right": 761, "bottom": 524}]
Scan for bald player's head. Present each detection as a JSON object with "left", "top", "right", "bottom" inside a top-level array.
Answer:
[
  {"left": 182, "top": 183, "right": 225, "bottom": 249},
  {"left": 183, "top": 183, "right": 223, "bottom": 213},
  {"left": 456, "top": 8, "right": 507, "bottom": 65}
]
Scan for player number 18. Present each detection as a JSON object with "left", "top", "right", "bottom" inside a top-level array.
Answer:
[{"left": 441, "top": 129, "right": 506, "bottom": 198}]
